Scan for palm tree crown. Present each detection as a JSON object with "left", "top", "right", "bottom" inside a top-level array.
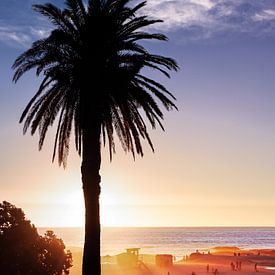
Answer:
[{"left": 13, "top": 0, "right": 178, "bottom": 166}]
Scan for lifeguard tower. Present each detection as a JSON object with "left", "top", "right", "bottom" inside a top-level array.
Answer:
[
  {"left": 117, "top": 248, "right": 140, "bottom": 267},
  {"left": 126, "top": 248, "right": 140, "bottom": 258}
]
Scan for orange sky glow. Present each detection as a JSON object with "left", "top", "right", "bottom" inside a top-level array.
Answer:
[{"left": 1, "top": 0, "right": 275, "bottom": 228}]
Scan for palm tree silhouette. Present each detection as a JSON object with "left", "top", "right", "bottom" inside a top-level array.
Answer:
[{"left": 13, "top": 0, "right": 178, "bottom": 274}]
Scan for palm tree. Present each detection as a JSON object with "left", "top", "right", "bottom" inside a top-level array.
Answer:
[{"left": 13, "top": 0, "right": 178, "bottom": 274}]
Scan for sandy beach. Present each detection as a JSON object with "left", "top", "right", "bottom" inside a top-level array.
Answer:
[{"left": 68, "top": 247, "right": 275, "bottom": 275}]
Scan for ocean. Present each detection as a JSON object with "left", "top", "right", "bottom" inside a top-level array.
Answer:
[{"left": 38, "top": 227, "right": 275, "bottom": 257}]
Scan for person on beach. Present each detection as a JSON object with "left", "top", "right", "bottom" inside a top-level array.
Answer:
[
  {"left": 207, "top": 264, "right": 210, "bottom": 273},
  {"left": 237, "top": 261, "right": 242, "bottom": 270},
  {"left": 254, "top": 263, "right": 258, "bottom": 272}
]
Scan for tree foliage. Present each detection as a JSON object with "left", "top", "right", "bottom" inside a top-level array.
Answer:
[
  {"left": 12, "top": 1, "right": 178, "bottom": 274},
  {"left": 13, "top": 0, "right": 178, "bottom": 166},
  {"left": 0, "top": 201, "right": 72, "bottom": 274}
]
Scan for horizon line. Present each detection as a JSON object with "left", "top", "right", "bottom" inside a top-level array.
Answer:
[{"left": 37, "top": 225, "right": 275, "bottom": 229}]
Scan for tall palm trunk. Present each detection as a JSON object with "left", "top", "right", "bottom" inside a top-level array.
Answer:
[{"left": 81, "top": 121, "right": 101, "bottom": 275}]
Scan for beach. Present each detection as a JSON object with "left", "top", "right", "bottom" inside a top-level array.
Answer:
[
  {"left": 45, "top": 227, "right": 275, "bottom": 274},
  {"left": 35, "top": 227, "right": 275, "bottom": 274},
  {"left": 68, "top": 247, "right": 275, "bottom": 275}
]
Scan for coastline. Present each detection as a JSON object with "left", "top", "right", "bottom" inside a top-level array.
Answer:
[
  {"left": 37, "top": 227, "right": 275, "bottom": 274},
  {"left": 68, "top": 246, "right": 275, "bottom": 275},
  {"left": 38, "top": 226, "right": 275, "bottom": 256}
]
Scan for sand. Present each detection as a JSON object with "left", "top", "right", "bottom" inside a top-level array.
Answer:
[{"left": 68, "top": 247, "right": 275, "bottom": 275}]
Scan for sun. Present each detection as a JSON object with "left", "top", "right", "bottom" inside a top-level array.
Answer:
[
  {"left": 48, "top": 189, "right": 119, "bottom": 227},
  {"left": 54, "top": 189, "right": 85, "bottom": 227},
  {"left": 100, "top": 192, "right": 119, "bottom": 227}
]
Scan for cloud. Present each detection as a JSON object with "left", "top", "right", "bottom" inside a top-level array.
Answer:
[
  {"left": 142, "top": 0, "right": 275, "bottom": 41},
  {"left": 254, "top": 9, "right": 275, "bottom": 21},
  {"left": 0, "top": 24, "right": 50, "bottom": 48},
  {"left": 30, "top": 27, "right": 50, "bottom": 39},
  {"left": 1, "top": 0, "right": 275, "bottom": 48},
  {"left": 143, "top": 0, "right": 214, "bottom": 30},
  {"left": 0, "top": 0, "right": 51, "bottom": 48},
  {"left": 0, "top": 26, "right": 31, "bottom": 48}
]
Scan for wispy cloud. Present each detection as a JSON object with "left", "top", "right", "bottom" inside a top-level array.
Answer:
[
  {"left": 0, "top": 24, "right": 50, "bottom": 48},
  {"left": 254, "top": 9, "right": 275, "bottom": 21},
  {"left": 0, "top": 0, "right": 51, "bottom": 48},
  {"left": 1, "top": 0, "right": 275, "bottom": 48},
  {"left": 143, "top": 0, "right": 214, "bottom": 30},
  {"left": 142, "top": 0, "right": 275, "bottom": 41},
  {"left": 0, "top": 26, "right": 31, "bottom": 48},
  {"left": 30, "top": 27, "right": 50, "bottom": 39}
]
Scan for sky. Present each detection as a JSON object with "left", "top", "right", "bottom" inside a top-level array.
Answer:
[{"left": 0, "top": 0, "right": 275, "bottom": 227}]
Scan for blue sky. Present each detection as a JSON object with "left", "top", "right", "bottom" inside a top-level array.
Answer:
[
  {"left": 0, "top": 0, "right": 275, "bottom": 227},
  {"left": 1, "top": 0, "right": 275, "bottom": 47}
]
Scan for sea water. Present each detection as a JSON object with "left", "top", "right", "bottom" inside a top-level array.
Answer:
[{"left": 38, "top": 227, "right": 275, "bottom": 257}]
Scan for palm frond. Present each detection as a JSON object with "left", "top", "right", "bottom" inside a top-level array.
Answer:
[{"left": 13, "top": 0, "right": 179, "bottom": 166}]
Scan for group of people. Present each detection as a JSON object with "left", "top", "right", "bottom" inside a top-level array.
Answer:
[
  {"left": 231, "top": 261, "right": 242, "bottom": 271},
  {"left": 206, "top": 264, "right": 218, "bottom": 275},
  {"left": 233, "top": 253, "right": 242, "bottom": 257}
]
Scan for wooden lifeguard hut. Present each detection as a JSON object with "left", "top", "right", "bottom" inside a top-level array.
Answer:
[
  {"left": 126, "top": 248, "right": 140, "bottom": 257},
  {"left": 155, "top": 254, "right": 173, "bottom": 268},
  {"left": 117, "top": 248, "right": 140, "bottom": 267}
]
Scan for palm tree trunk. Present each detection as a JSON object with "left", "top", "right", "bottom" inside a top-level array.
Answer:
[{"left": 81, "top": 122, "right": 101, "bottom": 275}]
